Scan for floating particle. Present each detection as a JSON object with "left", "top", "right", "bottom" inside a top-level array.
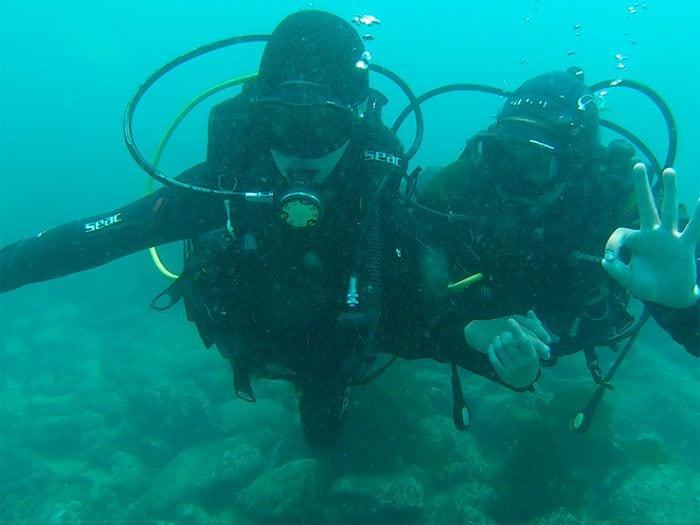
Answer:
[
  {"left": 355, "top": 60, "right": 369, "bottom": 70},
  {"left": 361, "top": 33, "right": 375, "bottom": 41},
  {"left": 628, "top": 6, "right": 637, "bottom": 14},
  {"left": 525, "top": 16, "right": 532, "bottom": 23},
  {"left": 567, "top": 50, "right": 577, "bottom": 56},
  {"left": 596, "top": 92, "right": 608, "bottom": 110},
  {"left": 356, "top": 52, "right": 372, "bottom": 70},
  {"left": 352, "top": 14, "right": 381, "bottom": 26},
  {"left": 575, "top": 31, "right": 582, "bottom": 37},
  {"left": 519, "top": 58, "right": 529, "bottom": 65},
  {"left": 614, "top": 52, "right": 630, "bottom": 70},
  {"left": 573, "top": 23, "right": 582, "bottom": 30}
]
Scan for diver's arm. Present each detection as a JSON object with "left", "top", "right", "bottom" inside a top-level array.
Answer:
[
  {"left": 0, "top": 164, "right": 221, "bottom": 292},
  {"left": 417, "top": 159, "right": 474, "bottom": 213},
  {"left": 645, "top": 299, "right": 700, "bottom": 356},
  {"left": 602, "top": 164, "right": 699, "bottom": 355},
  {"left": 404, "top": 311, "right": 540, "bottom": 392}
]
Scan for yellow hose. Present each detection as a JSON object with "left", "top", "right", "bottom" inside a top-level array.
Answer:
[{"left": 147, "top": 73, "right": 258, "bottom": 280}]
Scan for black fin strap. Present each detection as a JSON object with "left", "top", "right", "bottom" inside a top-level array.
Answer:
[{"left": 451, "top": 362, "right": 471, "bottom": 431}]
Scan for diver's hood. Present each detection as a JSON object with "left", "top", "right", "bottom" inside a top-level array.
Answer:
[{"left": 270, "top": 140, "right": 350, "bottom": 185}]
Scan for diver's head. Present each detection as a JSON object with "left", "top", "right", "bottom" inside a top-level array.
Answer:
[
  {"left": 472, "top": 69, "right": 600, "bottom": 212},
  {"left": 252, "top": 10, "right": 369, "bottom": 187}
]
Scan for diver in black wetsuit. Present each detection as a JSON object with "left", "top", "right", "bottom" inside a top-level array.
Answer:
[
  {"left": 0, "top": 11, "right": 393, "bottom": 448},
  {"left": 413, "top": 70, "right": 699, "bottom": 391}
]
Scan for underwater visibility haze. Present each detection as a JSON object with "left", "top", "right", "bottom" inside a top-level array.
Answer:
[{"left": 0, "top": 1, "right": 698, "bottom": 524}]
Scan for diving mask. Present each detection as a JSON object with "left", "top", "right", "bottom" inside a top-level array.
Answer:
[
  {"left": 252, "top": 98, "right": 354, "bottom": 158},
  {"left": 476, "top": 133, "right": 561, "bottom": 198}
]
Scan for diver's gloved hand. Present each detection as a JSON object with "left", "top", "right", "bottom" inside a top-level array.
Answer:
[
  {"left": 603, "top": 163, "right": 700, "bottom": 309},
  {"left": 487, "top": 318, "right": 544, "bottom": 389},
  {"left": 464, "top": 310, "right": 550, "bottom": 388},
  {"left": 464, "top": 310, "right": 551, "bottom": 356}
]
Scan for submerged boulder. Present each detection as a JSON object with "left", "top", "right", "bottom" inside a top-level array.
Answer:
[
  {"left": 143, "top": 438, "right": 263, "bottom": 514},
  {"left": 238, "top": 457, "right": 326, "bottom": 524},
  {"left": 603, "top": 463, "right": 700, "bottom": 524},
  {"left": 328, "top": 471, "right": 425, "bottom": 524},
  {"left": 427, "top": 481, "right": 497, "bottom": 521}
]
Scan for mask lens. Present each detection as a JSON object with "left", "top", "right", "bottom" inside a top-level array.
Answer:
[
  {"left": 481, "top": 136, "right": 558, "bottom": 195},
  {"left": 253, "top": 102, "right": 352, "bottom": 157}
]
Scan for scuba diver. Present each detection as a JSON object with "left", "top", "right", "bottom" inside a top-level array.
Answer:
[
  {"left": 1, "top": 10, "right": 529, "bottom": 446},
  {"left": 0, "top": 10, "right": 401, "bottom": 448},
  {"left": 410, "top": 69, "right": 699, "bottom": 396}
]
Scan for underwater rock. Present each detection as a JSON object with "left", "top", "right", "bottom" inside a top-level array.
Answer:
[
  {"left": 604, "top": 463, "right": 700, "bottom": 524},
  {"left": 213, "top": 398, "right": 302, "bottom": 463},
  {"left": 173, "top": 502, "right": 219, "bottom": 525},
  {"left": 523, "top": 507, "right": 590, "bottom": 525},
  {"left": 433, "top": 457, "right": 488, "bottom": 489},
  {"left": 0, "top": 446, "right": 58, "bottom": 497},
  {"left": 238, "top": 457, "right": 326, "bottom": 524},
  {"left": 143, "top": 438, "right": 264, "bottom": 514},
  {"left": 104, "top": 450, "right": 150, "bottom": 502},
  {"left": 422, "top": 500, "right": 492, "bottom": 525},
  {"left": 19, "top": 413, "right": 98, "bottom": 458},
  {"left": 404, "top": 415, "right": 459, "bottom": 466},
  {"left": 421, "top": 482, "right": 498, "bottom": 525},
  {"left": 45, "top": 500, "right": 84, "bottom": 525},
  {"left": 125, "top": 380, "right": 219, "bottom": 449},
  {"left": 328, "top": 472, "right": 425, "bottom": 524},
  {"left": 431, "top": 481, "right": 497, "bottom": 517}
]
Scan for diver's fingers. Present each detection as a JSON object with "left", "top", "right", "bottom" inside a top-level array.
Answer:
[
  {"left": 633, "top": 163, "right": 660, "bottom": 229},
  {"left": 508, "top": 319, "right": 541, "bottom": 364},
  {"left": 602, "top": 228, "right": 636, "bottom": 287},
  {"left": 525, "top": 310, "right": 551, "bottom": 344},
  {"left": 659, "top": 168, "right": 678, "bottom": 232},
  {"left": 532, "top": 338, "right": 551, "bottom": 361},
  {"left": 680, "top": 198, "right": 700, "bottom": 246},
  {"left": 508, "top": 319, "right": 533, "bottom": 353},
  {"left": 488, "top": 342, "right": 507, "bottom": 378},
  {"left": 496, "top": 333, "right": 516, "bottom": 366},
  {"left": 510, "top": 318, "right": 549, "bottom": 361},
  {"left": 602, "top": 255, "right": 632, "bottom": 288},
  {"left": 604, "top": 227, "right": 638, "bottom": 259}
]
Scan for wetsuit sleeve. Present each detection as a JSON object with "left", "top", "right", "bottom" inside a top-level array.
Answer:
[
  {"left": 646, "top": 298, "right": 700, "bottom": 356},
  {"left": 382, "top": 218, "right": 534, "bottom": 392},
  {"left": 0, "top": 164, "right": 222, "bottom": 292}
]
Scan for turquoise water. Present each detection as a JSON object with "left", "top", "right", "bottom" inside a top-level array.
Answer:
[{"left": 1, "top": 1, "right": 698, "bottom": 523}]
